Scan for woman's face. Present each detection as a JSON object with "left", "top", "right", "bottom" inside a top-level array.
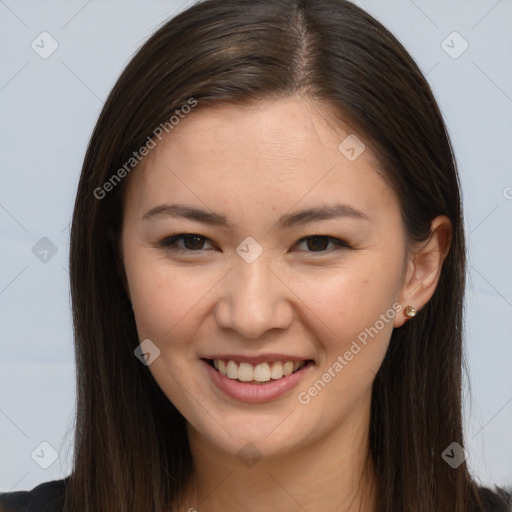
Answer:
[{"left": 122, "top": 97, "right": 411, "bottom": 459}]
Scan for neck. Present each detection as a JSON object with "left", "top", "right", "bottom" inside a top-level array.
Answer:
[{"left": 176, "top": 397, "right": 378, "bottom": 512}]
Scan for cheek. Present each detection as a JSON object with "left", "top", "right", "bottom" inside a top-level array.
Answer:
[
  {"left": 294, "top": 254, "right": 403, "bottom": 386},
  {"left": 293, "top": 267, "right": 400, "bottom": 425},
  {"left": 300, "top": 258, "right": 401, "bottom": 334},
  {"left": 124, "top": 251, "right": 218, "bottom": 346}
]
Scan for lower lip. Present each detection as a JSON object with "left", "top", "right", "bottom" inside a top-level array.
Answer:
[{"left": 202, "top": 360, "right": 314, "bottom": 404}]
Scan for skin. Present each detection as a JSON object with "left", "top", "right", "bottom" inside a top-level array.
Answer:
[{"left": 121, "top": 96, "right": 451, "bottom": 512}]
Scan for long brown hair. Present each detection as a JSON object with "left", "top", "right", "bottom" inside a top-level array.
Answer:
[{"left": 67, "top": 1, "right": 509, "bottom": 511}]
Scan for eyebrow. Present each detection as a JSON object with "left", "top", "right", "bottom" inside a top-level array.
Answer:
[{"left": 142, "top": 202, "right": 369, "bottom": 229}]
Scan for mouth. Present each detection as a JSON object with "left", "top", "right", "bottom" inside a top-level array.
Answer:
[
  {"left": 202, "top": 358, "right": 314, "bottom": 385},
  {"left": 202, "top": 356, "right": 315, "bottom": 403}
]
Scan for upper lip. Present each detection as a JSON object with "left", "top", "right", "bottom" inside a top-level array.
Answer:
[{"left": 202, "top": 354, "right": 314, "bottom": 365}]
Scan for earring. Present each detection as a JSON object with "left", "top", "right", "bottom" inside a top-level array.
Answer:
[{"left": 404, "top": 305, "right": 416, "bottom": 318}]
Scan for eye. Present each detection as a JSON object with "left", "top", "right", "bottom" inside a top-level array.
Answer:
[
  {"left": 158, "top": 233, "right": 352, "bottom": 254},
  {"left": 294, "top": 235, "right": 352, "bottom": 253},
  {"left": 159, "top": 233, "right": 215, "bottom": 252}
]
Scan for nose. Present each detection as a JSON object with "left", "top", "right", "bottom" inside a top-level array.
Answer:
[{"left": 214, "top": 255, "right": 293, "bottom": 339}]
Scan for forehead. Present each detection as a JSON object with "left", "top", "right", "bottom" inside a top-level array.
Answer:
[
  {"left": 151, "top": 98, "right": 364, "bottom": 169},
  {"left": 124, "top": 97, "right": 397, "bottom": 220}
]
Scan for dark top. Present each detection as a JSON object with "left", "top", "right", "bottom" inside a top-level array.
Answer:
[
  {"left": 0, "top": 477, "right": 511, "bottom": 511},
  {"left": 0, "top": 478, "right": 69, "bottom": 512}
]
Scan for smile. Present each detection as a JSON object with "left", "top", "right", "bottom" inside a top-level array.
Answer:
[
  {"left": 202, "top": 357, "right": 315, "bottom": 403},
  {"left": 211, "top": 359, "right": 307, "bottom": 383}
]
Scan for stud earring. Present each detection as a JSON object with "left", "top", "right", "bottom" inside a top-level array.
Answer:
[{"left": 404, "top": 305, "right": 416, "bottom": 318}]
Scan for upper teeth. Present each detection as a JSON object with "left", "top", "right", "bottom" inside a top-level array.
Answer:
[{"left": 213, "top": 359, "right": 306, "bottom": 382}]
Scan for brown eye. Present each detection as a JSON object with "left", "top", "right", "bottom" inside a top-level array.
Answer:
[
  {"left": 160, "top": 234, "right": 214, "bottom": 252},
  {"left": 305, "top": 236, "right": 329, "bottom": 251},
  {"left": 295, "top": 235, "right": 351, "bottom": 253},
  {"left": 181, "top": 234, "right": 206, "bottom": 250}
]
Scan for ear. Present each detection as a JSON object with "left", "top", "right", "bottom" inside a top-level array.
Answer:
[{"left": 394, "top": 215, "right": 452, "bottom": 327}]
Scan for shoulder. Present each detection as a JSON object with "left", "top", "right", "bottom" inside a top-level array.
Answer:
[
  {"left": 476, "top": 485, "right": 512, "bottom": 512},
  {"left": 0, "top": 477, "right": 69, "bottom": 512}
]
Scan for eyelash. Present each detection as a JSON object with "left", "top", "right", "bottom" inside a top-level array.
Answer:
[{"left": 158, "top": 233, "right": 353, "bottom": 255}]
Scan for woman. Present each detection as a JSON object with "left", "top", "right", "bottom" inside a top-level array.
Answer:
[{"left": 1, "top": 0, "right": 510, "bottom": 511}]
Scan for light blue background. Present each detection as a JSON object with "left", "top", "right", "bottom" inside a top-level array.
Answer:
[{"left": 1, "top": 0, "right": 511, "bottom": 493}]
